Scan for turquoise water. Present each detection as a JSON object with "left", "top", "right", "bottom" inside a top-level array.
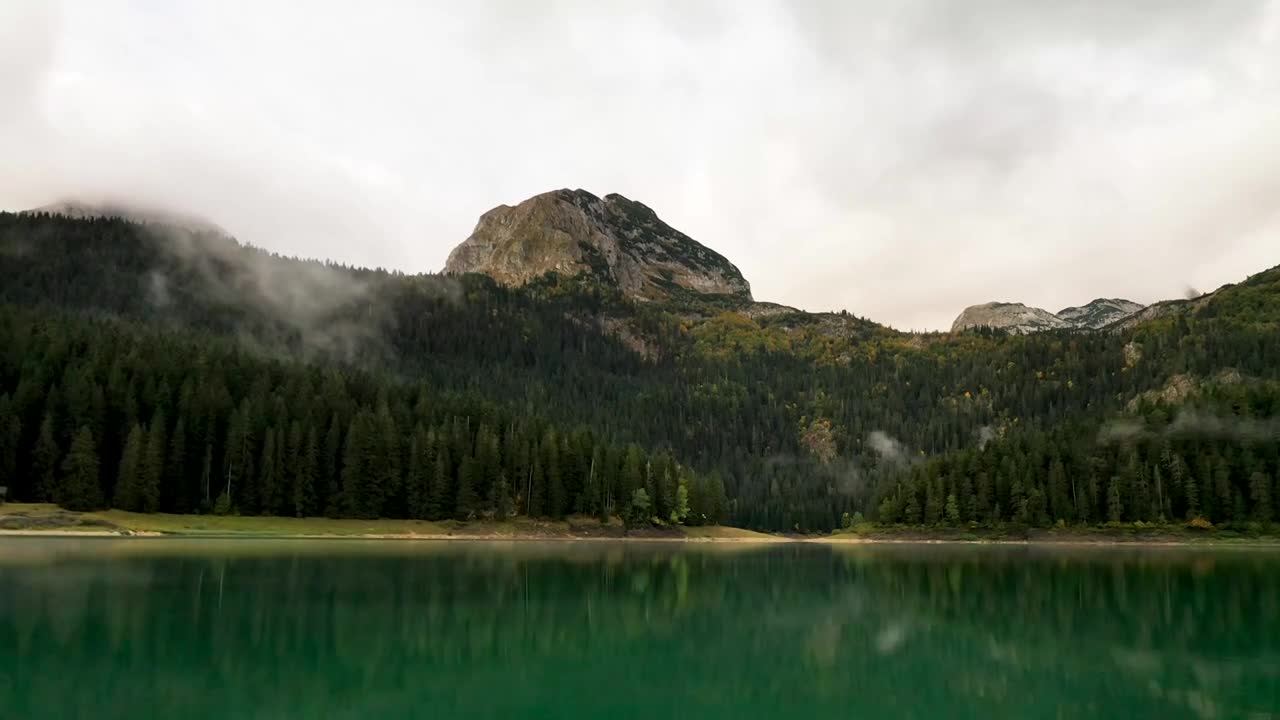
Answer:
[{"left": 0, "top": 539, "right": 1277, "bottom": 719}]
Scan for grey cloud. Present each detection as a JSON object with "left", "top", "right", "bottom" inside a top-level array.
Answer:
[
  {"left": 1098, "top": 419, "right": 1150, "bottom": 445},
  {"left": 976, "top": 425, "right": 998, "bottom": 450},
  {"left": 1100, "top": 409, "right": 1280, "bottom": 445},
  {"left": 868, "top": 431, "right": 908, "bottom": 465},
  {"left": 153, "top": 224, "right": 383, "bottom": 360}
]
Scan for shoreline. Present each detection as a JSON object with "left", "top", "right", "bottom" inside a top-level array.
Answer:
[
  {"left": 2, "top": 528, "right": 1278, "bottom": 548},
  {"left": 812, "top": 536, "right": 1280, "bottom": 548},
  {"left": 2, "top": 505, "right": 1277, "bottom": 546},
  {"left": 0, "top": 528, "right": 789, "bottom": 542}
]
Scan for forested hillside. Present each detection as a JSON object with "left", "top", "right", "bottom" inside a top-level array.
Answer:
[{"left": 0, "top": 211, "right": 1276, "bottom": 531}]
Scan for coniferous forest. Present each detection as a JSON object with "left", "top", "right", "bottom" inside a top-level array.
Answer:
[{"left": 1, "top": 211, "right": 1277, "bottom": 532}]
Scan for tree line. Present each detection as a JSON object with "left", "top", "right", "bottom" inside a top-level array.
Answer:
[{"left": 0, "top": 306, "right": 727, "bottom": 526}]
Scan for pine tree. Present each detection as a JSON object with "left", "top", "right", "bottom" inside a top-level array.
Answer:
[
  {"left": 491, "top": 471, "right": 514, "bottom": 520},
  {"left": 429, "top": 438, "right": 451, "bottom": 521},
  {"left": 958, "top": 473, "right": 976, "bottom": 524},
  {"left": 342, "top": 412, "right": 382, "bottom": 519},
  {"left": 374, "top": 400, "right": 401, "bottom": 517},
  {"left": 293, "top": 425, "right": 319, "bottom": 517},
  {"left": 585, "top": 445, "right": 605, "bottom": 520},
  {"left": 58, "top": 427, "right": 103, "bottom": 511},
  {"left": 670, "top": 480, "right": 691, "bottom": 525},
  {"left": 455, "top": 455, "right": 479, "bottom": 520},
  {"left": 976, "top": 471, "right": 993, "bottom": 523},
  {"left": 322, "top": 413, "right": 343, "bottom": 517},
  {"left": 258, "top": 429, "right": 279, "bottom": 516},
  {"left": 1129, "top": 454, "right": 1150, "bottom": 522},
  {"left": 1249, "top": 472, "right": 1272, "bottom": 523},
  {"left": 283, "top": 421, "right": 302, "bottom": 514},
  {"left": 1107, "top": 476, "right": 1124, "bottom": 523},
  {"left": 0, "top": 395, "right": 20, "bottom": 498},
  {"left": 113, "top": 423, "right": 147, "bottom": 511},
  {"left": 1151, "top": 464, "right": 1167, "bottom": 522},
  {"left": 406, "top": 425, "right": 429, "bottom": 520},
  {"left": 1214, "top": 457, "right": 1233, "bottom": 525},
  {"left": 166, "top": 418, "right": 188, "bottom": 513},
  {"left": 1047, "top": 459, "right": 1070, "bottom": 522},
  {"left": 138, "top": 411, "right": 165, "bottom": 512},
  {"left": 527, "top": 453, "right": 546, "bottom": 517},
  {"left": 1182, "top": 462, "right": 1200, "bottom": 520},
  {"left": 199, "top": 441, "right": 214, "bottom": 512},
  {"left": 655, "top": 458, "right": 678, "bottom": 523},
  {"left": 627, "top": 487, "right": 651, "bottom": 527},
  {"left": 924, "top": 476, "right": 942, "bottom": 525},
  {"left": 1010, "top": 479, "right": 1028, "bottom": 524},
  {"left": 1026, "top": 487, "right": 1048, "bottom": 525},
  {"left": 944, "top": 492, "right": 960, "bottom": 525},
  {"left": 31, "top": 411, "right": 61, "bottom": 503},
  {"left": 903, "top": 484, "right": 921, "bottom": 524},
  {"left": 221, "top": 403, "right": 252, "bottom": 512},
  {"left": 545, "top": 435, "right": 564, "bottom": 519},
  {"left": 704, "top": 471, "right": 728, "bottom": 525}
]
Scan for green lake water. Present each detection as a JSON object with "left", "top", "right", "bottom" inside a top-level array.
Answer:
[{"left": 0, "top": 539, "right": 1277, "bottom": 719}]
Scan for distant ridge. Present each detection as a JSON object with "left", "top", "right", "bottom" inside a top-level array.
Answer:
[
  {"left": 952, "top": 297, "right": 1145, "bottom": 334},
  {"left": 23, "top": 199, "right": 231, "bottom": 239}
]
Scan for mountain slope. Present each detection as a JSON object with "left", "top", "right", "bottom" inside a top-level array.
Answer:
[
  {"left": 445, "top": 189, "right": 752, "bottom": 301},
  {"left": 1, "top": 209, "right": 1277, "bottom": 533}
]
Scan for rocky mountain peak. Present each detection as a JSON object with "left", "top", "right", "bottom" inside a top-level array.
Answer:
[
  {"left": 952, "top": 297, "right": 1145, "bottom": 334},
  {"left": 951, "top": 302, "right": 1071, "bottom": 334},
  {"left": 1055, "top": 298, "right": 1146, "bottom": 329},
  {"left": 445, "top": 189, "right": 752, "bottom": 301}
]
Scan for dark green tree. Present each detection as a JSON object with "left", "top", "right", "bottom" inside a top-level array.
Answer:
[
  {"left": 58, "top": 427, "right": 103, "bottom": 511},
  {"left": 113, "top": 424, "right": 147, "bottom": 511}
]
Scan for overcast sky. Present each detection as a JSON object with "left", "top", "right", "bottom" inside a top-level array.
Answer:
[{"left": 2, "top": 1, "right": 1278, "bottom": 330}]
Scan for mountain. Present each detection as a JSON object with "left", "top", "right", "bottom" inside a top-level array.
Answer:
[
  {"left": 445, "top": 189, "right": 752, "bottom": 301},
  {"left": 23, "top": 199, "right": 231, "bottom": 239},
  {"left": 950, "top": 302, "right": 1072, "bottom": 333},
  {"left": 1055, "top": 298, "right": 1145, "bottom": 329},
  {"left": 952, "top": 298, "right": 1145, "bottom": 333},
  {"left": 1, "top": 208, "right": 1277, "bottom": 535}
]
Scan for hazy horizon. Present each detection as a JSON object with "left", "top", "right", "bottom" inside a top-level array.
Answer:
[{"left": 2, "top": 1, "right": 1278, "bottom": 330}]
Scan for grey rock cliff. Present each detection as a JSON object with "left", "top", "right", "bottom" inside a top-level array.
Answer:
[
  {"left": 951, "top": 302, "right": 1072, "bottom": 334},
  {"left": 1056, "top": 298, "right": 1145, "bottom": 329},
  {"left": 953, "top": 297, "right": 1145, "bottom": 334},
  {"left": 445, "top": 189, "right": 751, "bottom": 301}
]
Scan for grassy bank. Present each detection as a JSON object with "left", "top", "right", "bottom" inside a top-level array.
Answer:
[
  {"left": 5, "top": 503, "right": 1276, "bottom": 545},
  {"left": 0, "top": 503, "right": 782, "bottom": 541},
  {"left": 820, "top": 521, "right": 1280, "bottom": 546}
]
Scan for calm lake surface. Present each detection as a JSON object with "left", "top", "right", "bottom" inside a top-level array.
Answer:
[{"left": 1, "top": 539, "right": 1277, "bottom": 719}]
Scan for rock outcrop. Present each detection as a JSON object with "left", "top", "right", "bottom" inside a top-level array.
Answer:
[
  {"left": 952, "top": 297, "right": 1145, "bottom": 334},
  {"left": 445, "top": 189, "right": 751, "bottom": 301},
  {"left": 951, "top": 302, "right": 1072, "bottom": 334},
  {"left": 1056, "top": 298, "right": 1145, "bottom": 329}
]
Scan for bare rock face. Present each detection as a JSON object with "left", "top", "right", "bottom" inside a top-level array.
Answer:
[
  {"left": 953, "top": 297, "right": 1145, "bottom": 334},
  {"left": 445, "top": 189, "right": 751, "bottom": 301},
  {"left": 951, "top": 302, "right": 1072, "bottom": 334},
  {"left": 1056, "top": 298, "right": 1145, "bottom": 329}
]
